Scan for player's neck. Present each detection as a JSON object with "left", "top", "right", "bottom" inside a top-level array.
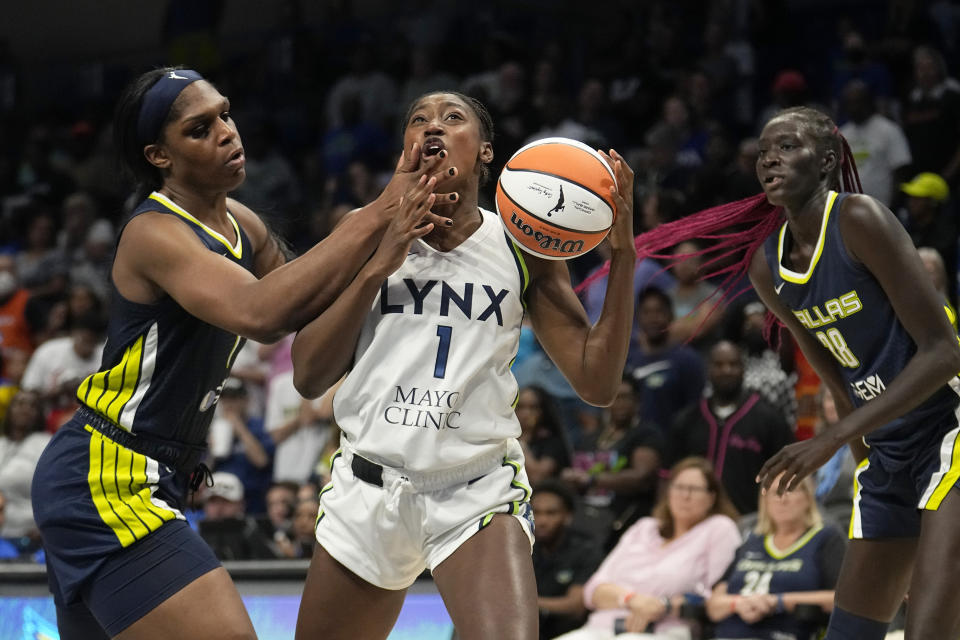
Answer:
[
  {"left": 423, "top": 199, "right": 483, "bottom": 252},
  {"left": 157, "top": 183, "right": 229, "bottom": 223},
  {"left": 782, "top": 187, "right": 830, "bottom": 248}
]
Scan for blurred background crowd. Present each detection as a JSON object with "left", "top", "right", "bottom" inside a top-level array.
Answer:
[{"left": 1, "top": 0, "right": 958, "bottom": 638}]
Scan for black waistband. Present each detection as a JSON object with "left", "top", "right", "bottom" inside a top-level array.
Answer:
[
  {"left": 351, "top": 454, "right": 384, "bottom": 487},
  {"left": 349, "top": 452, "right": 489, "bottom": 489},
  {"left": 75, "top": 406, "right": 207, "bottom": 477}
]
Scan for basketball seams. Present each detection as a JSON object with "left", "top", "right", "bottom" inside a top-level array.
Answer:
[
  {"left": 496, "top": 187, "right": 611, "bottom": 236},
  {"left": 500, "top": 166, "right": 615, "bottom": 210},
  {"left": 506, "top": 136, "right": 616, "bottom": 180}
]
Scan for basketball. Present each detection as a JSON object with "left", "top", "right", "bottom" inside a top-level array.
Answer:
[{"left": 495, "top": 137, "right": 617, "bottom": 260}]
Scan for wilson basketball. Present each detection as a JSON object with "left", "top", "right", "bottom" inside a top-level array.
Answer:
[{"left": 495, "top": 137, "right": 617, "bottom": 260}]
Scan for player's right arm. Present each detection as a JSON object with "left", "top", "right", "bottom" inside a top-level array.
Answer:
[
  {"left": 118, "top": 145, "right": 452, "bottom": 344},
  {"left": 289, "top": 177, "right": 439, "bottom": 398},
  {"left": 747, "top": 246, "right": 864, "bottom": 463}
]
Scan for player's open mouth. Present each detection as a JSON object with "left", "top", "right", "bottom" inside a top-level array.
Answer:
[
  {"left": 764, "top": 175, "right": 783, "bottom": 188},
  {"left": 226, "top": 148, "right": 245, "bottom": 168},
  {"left": 422, "top": 138, "right": 445, "bottom": 157}
]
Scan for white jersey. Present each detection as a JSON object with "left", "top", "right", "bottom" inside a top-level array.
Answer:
[{"left": 334, "top": 207, "right": 528, "bottom": 473}]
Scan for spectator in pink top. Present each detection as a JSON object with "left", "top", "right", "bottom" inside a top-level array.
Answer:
[{"left": 555, "top": 457, "right": 741, "bottom": 639}]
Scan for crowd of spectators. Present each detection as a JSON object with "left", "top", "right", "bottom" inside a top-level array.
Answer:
[{"left": 1, "top": 1, "right": 958, "bottom": 638}]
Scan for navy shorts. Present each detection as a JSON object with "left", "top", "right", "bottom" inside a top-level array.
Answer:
[
  {"left": 849, "top": 405, "right": 960, "bottom": 539},
  {"left": 32, "top": 414, "right": 220, "bottom": 636}
]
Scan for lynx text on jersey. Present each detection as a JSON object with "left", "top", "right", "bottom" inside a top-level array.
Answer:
[{"left": 380, "top": 279, "right": 511, "bottom": 326}]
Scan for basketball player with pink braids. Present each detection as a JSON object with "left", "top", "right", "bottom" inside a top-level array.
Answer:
[{"left": 589, "top": 106, "right": 960, "bottom": 639}]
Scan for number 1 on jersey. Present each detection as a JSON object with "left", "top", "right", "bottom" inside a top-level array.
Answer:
[{"left": 434, "top": 325, "right": 452, "bottom": 378}]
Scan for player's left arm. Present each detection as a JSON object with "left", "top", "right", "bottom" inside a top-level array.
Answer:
[
  {"left": 761, "top": 194, "right": 960, "bottom": 493},
  {"left": 826, "top": 195, "right": 960, "bottom": 437},
  {"left": 226, "top": 198, "right": 290, "bottom": 277},
  {"left": 525, "top": 150, "right": 637, "bottom": 406}
]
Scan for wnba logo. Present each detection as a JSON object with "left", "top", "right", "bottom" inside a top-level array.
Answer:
[{"left": 509, "top": 212, "right": 584, "bottom": 255}]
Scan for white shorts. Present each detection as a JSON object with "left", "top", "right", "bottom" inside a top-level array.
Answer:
[{"left": 314, "top": 439, "right": 535, "bottom": 590}]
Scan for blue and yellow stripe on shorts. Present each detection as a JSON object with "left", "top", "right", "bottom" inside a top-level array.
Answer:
[
  {"left": 479, "top": 455, "right": 533, "bottom": 531},
  {"left": 84, "top": 425, "right": 179, "bottom": 547},
  {"left": 849, "top": 457, "right": 870, "bottom": 539},
  {"left": 919, "top": 378, "right": 960, "bottom": 511}
]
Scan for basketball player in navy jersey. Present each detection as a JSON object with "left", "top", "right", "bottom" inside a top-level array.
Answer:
[
  {"left": 30, "top": 68, "right": 455, "bottom": 639},
  {"left": 290, "top": 91, "right": 638, "bottom": 640},
  {"left": 750, "top": 107, "right": 960, "bottom": 639}
]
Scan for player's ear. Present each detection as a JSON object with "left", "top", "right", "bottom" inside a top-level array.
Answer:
[
  {"left": 821, "top": 148, "right": 838, "bottom": 179},
  {"left": 144, "top": 144, "right": 171, "bottom": 170},
  {"left": 479, "top": 141, "right": 493, "bottom": 164}
]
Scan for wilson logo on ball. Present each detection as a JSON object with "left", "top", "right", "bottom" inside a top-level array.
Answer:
[
  {"left": 508, "top": 211, "right": 585, "bottom": 255},
  {"left": 496, "top": 137, "right": 616, "bottom": 260}
]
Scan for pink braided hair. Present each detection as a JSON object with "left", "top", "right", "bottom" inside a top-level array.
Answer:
[{"left": 577, "top": 109, "right": 863, "bottom": 343}]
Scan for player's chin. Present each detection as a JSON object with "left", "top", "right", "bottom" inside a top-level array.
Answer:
[
  {"left": 223, "top": 169, "right": 246, "bottom": 191},
  {"left": 760, "top": 185, "right": 788, "bottom": 207}
]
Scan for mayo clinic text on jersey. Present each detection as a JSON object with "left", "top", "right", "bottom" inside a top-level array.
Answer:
[{"left": 384, "top": 385, "right": 462, "bottom": 430}]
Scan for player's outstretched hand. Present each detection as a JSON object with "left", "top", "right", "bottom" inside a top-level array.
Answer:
[
  {"left": 598, "top": 149, "right": 635, "bottom": 256},
  {"left": 377, "top": 142, "right": 460, "bottom": 227},
  {"left": 369, "top": 174, "right": 437, "bottom": 278},
  {"left": 756, "top": 435, "right": 841, "bottom": 495}
]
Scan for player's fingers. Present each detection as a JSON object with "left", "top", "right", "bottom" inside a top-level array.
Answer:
[
  {"left": 426, "top": 164, "right": 457, "bottom": 183},
  {"left": 416, "top": 150, "right": 448, "bottom": 177},
  {"left": 410, "top": 191, "right": 437, "bottom": 215},
  {"left": 598, "top": 149, "right": 631, "bottom": 189},
  {"left": 413, "top": 193, "right": 438, "bottom": 219},
  {"left": 401, "top": 193, "right": 437, "bottom": 231},
  {"left": 776, "top": 467, "right": 797, "bottom": 496},
  {"left": 409, "top": 194, "right": 436, "bottom": 224},
  {"left": 608, "top": 185, "right": 626, "bottom": 209},
  {"left": 608, "top": 148, "right": 633, "bottom": 180},
  {"left": 432, "top": 191, "right": 459, "bottom": 204},
  {"left": 757, "top": 454, "right": 784, "bottom": 490},
  {"left": 424, "top": 211, "right": 454, "bottom": 227},
  {"left": 410, "top": 222, "right": 435, "bottom": 238},
  {"left": 404, "top": 175, "right": 436, "bottom": 204},
  {"left": 785, "top": 468, "right": 807, "bottom": 493},
  {"left": 396, "top": 179, "right": 435, "bottom": 225},
  {"left": 396, "top": 142, "right": 421, "bottom": 173},
  {"left": 608, "top": 186, "right": 628, "bottom": 222},
  {"left": 759, "top": 468, "right": 781, "bottom": 494},
  {"left": 598, "top": 150, "right": 617, "bottom": 182}
]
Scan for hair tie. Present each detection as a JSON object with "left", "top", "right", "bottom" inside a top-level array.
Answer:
[{"left": 136, "top": 69, "right": 204, "bottom": 145}]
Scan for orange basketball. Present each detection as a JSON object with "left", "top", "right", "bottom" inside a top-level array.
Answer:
[{"left": 496, "top": 137, "right": 617, "bottom": 260}]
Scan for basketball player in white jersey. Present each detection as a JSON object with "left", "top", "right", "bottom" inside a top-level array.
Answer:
[{"left": 291, "top": 91, "right": 638, "bottom": 640}]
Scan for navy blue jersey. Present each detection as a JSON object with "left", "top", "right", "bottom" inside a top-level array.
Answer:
[
  {"left": 764, "top": 191, "right": 960, "bottom": 468},
  {"left": 75, "top": 192, "right": 254, "bottom": 447},
  {"left": 715, "top": 525, "right": 846, "bottom": 640}
]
